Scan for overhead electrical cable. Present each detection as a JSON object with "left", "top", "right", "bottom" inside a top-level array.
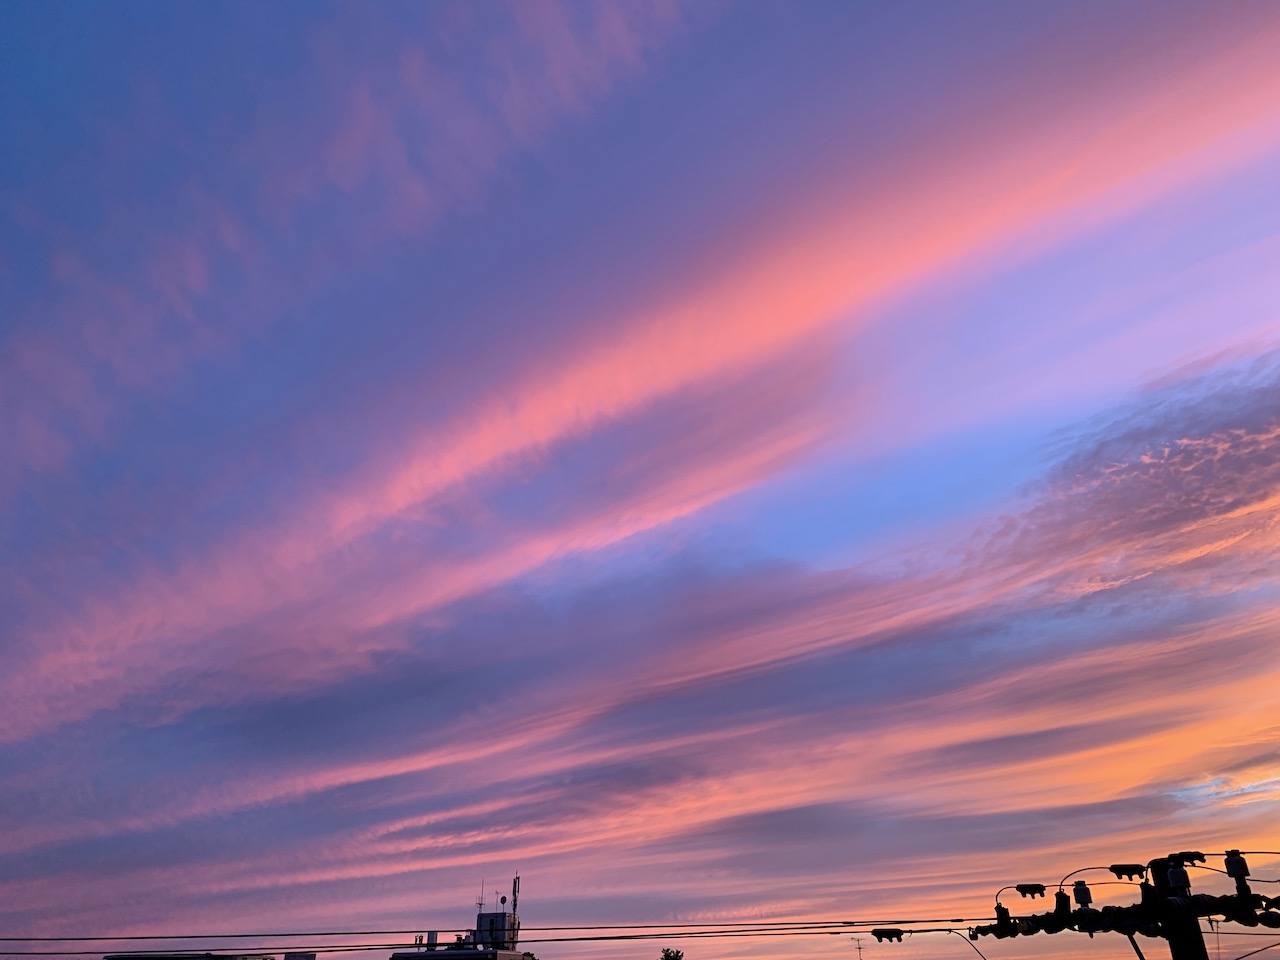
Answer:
[
  {"left": 0, "top": 918, "right": 996, "bottom": 944},
  {"left": 0, "top": 928, "right": 968, "bottom": 957}
]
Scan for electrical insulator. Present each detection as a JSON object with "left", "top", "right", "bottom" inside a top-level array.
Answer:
[
  {"left": 1167, "top": 864, "right": 1190, "bottom": 892},
  {"left": 1225, "top": 851, "right": 1250, "bottom": 879},
  {"left": 1054, "top": 890, "right": 1072, "bottom": 916},
  {"left": 871, "top": 929, "right": 904, "bottom": 943},
  {"left": 1016, "top": 884, "right": 1047, "bottom": 898},
  {"left": 1109, "top": 864, "right": 1146, "bottom": 881},
  {"left": 1073, "top": 881, "right": 1093, "bottom": 907}
]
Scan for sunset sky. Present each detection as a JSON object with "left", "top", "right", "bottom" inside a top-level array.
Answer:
[{"left": 3, "top": 3, "right": 1280, "bottom": 960}]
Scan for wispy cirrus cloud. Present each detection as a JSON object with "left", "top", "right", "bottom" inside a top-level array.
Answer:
[
  {"left": 5, "top": 351, "right": 1280, "bottom": 941},
  {"left": 9, "top": 2, "right": 1280, "bottom": 753},
  {"left": 0, "top": 1, "right": 687, "bottom": 503}
]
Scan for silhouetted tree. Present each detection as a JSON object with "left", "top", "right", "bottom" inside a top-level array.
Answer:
[{"left": 660, "top": 949, "right": 684, "bottom": 960}]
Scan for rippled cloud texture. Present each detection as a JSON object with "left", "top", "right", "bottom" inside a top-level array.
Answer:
[{"left": 4, "top": 3, "right": 1280, "bottom": 960}]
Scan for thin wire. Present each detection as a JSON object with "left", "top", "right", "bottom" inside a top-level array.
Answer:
[
  {"left": 0, "top": 938, "right": 406, "bottom": 946},
  {"left": 1204, "top": 933, "right": 1280, "bottom": 938},
  {"left": 1082, "top": 881, "right": 1142, "bottom": 889},
  {"left": 538, "top": 921, "right": 937, "bottom": 929},
  {"left": 1229, "top": 942, "right": 1280, "bottom": 960},
  {"left": 15, "top": 924, "right": 1208, "bottom": 960},
  {"left": 0, "top": 919, "right": 997, "bottom": 944},
  {"left": 0, "top": 929, "right": 978, "bottom": 957},
  {"left": 947, "top": 929, "right": 989, "bottom": 960},
  {"left": 1059, "top": 867, "right": 1113, "bottom": 890},
  {"left": 0, "top": 928, "right": 1019, "bottom": 960},
  {"left": 529, "top": 929, "right": 875, "bottom": 942},
  {"left": 993, "top": 885, "right": 1051, "bottom": 900},
  {"left": 2, "top": 949, "right": 398, "bottom": 957},
  {"left": 997, "top": 879, "right": 1137, "bottom": 904},
  {"left": 1189, "top": 865, "right": 1280, "bottom": 885},
  {"left": 536, "top": 919, "right": 996, "bottom": 928},
  {"left": 1190, "top": 865, "right": 1280, "bottom": 883}
]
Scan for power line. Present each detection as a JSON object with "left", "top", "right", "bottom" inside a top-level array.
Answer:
[
  {"left": 8, "top": 846, "right": 1277, "bottom": 960},
  {"left": 0, "top": 929, "right": 967, "bottom": 957},
  {"left": 529, "top": 920, "right": 991, "bottom": 929},
  {"left": 0, "top": 919, "right": 996, "bottom": 944},
  {"left": 946, "top": 929, "right": 989, "bottom": 960},
  {"left": 1229, "top": 944, "right": 1280, "bottom": 960},
  {"left": 1201, "top": 934, "right": 1280, "bottom": 938},
  {"left": 1193, "top": 866, "right": 1280, "bottom": 884}
]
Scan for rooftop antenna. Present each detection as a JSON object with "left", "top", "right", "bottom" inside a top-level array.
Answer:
[
  {"left": 477, "top": 879, "right": 485, "bottom": 912},
  {"left": 854, "top": 937, "right": 864, "bottom": 960},
  {"left": 512, "top": 875, "right": 520, "bottom": 914}
]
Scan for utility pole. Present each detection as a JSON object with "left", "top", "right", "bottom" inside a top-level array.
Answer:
[
  {"left": 1149, "top": 856, "right": 1209, "bottom": 960},
  {"left": 950, "top": 849, "right": 1279, "bottom": 960}
]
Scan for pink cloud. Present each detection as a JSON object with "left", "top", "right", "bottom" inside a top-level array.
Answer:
[
  {"left": 9, "top": 12, "right": 1280, "bottom": 752},
  {"left": 0, "top": 340, "right": 837, "bottom": 741},
  {"left": 12, "top": 355, "right": 1280, "bottom": 902}
]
